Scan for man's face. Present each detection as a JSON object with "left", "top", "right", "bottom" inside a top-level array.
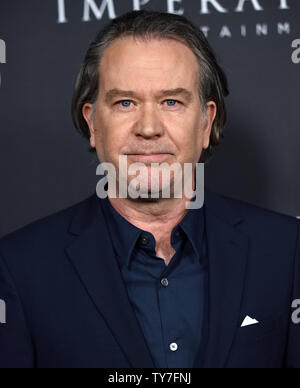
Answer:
[{"left": 83, "top": 36, "right": 216, "bottom": 196}]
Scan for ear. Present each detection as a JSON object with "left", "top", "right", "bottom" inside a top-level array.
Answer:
[
  {"left": 203, "top": 101, "right": 217, "bottom": 150},
  {"left": 82, "top": 103, "right": 96, "bottom": 149}
]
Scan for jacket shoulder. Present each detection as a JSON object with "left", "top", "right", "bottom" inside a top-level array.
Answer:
[
  {"left": 0, "top": 194, "right": 96, "bottom": 258},
  {"left": 205, "top": 190, "right": 299, "bottom": 269},
  {"left": 205, "top": 189, "right": 297, "bottom": 227}
]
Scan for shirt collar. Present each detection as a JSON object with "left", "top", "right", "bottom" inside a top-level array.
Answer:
[{"left": 100, "top": 196, "right": 205, "bottom": 268}]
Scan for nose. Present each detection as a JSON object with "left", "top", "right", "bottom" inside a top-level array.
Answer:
[{"left": 134, "top": 103, "right": 165, "bottom": 139}]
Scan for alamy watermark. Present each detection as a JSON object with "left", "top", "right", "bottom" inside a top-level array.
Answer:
[
  {"left": 0, "top": 38, "right": 6, "bottom": 87},
  {"left": 0, "top": 299, "right": 6, "bottom": 324},
  {"left": 292, "top": 39, "right": 300, "bottom": 64},
  {"left": 96, "top": 156, "right": 204, "bottom": 210},
  {"left": 292, "top": 299, "right": 300, "bottom": 324}
]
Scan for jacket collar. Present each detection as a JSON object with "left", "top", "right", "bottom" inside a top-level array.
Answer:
[{"left": 99, "top": 195, "right": 205, "bottom": 268}]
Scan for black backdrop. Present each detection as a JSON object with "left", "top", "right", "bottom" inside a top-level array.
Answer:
[{"left": 0, "top": 0, "right": 299, "bottom": 238}]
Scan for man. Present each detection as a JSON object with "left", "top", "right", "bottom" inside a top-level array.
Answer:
[{"left": 0, "top": 10, "right": 299, "bottom": 368}]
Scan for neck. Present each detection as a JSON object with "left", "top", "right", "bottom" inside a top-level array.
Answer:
[
  {"left": 107, "top": 169, "right": 197, "bottom": 265},
  {"left": 109, "top": 196, "right": 190, "bottom": 229},
  {"left": 108, "top": 196, "right": 192, "bottom": 266}
]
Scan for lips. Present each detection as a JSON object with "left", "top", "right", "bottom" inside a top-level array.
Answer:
[
  {"left": 127, "top": 153, "right": 172, "bottom": 162},
  {"left": 129, "top": 153, "right": 168, "bottom": 156}
]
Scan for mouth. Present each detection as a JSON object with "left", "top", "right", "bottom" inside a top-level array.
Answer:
[{"left": 126, "top": 153, "right": 173, "bottom": 163}]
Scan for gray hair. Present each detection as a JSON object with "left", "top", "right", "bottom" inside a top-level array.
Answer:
[{"left": 72, "top": 10, "right": 229, "bottom": 163}]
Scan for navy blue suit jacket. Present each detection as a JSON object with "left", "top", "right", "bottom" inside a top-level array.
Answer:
[{"left": 0, "top": 190, "right": 299, "bottom": 368}]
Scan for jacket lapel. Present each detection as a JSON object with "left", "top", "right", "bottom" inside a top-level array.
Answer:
[
  {"left": 65, "top": 194, "right": 155, "bottom": 368},
  {"left": 203, "top": 191, "right": 250, "bottom": 368}
]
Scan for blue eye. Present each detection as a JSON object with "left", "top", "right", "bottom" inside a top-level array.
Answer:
[
  {"left": 119, "top": 100, "right": 132, "bottom": 108},
  {"left": 166, "top": 100, "right": 179, "bottom": 106}
]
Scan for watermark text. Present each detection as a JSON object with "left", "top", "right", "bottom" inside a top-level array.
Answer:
[
  {"left": 0, "top": 299, "right": 6, "bottom": 324},
  {"left": 292, "top": 39, "right": 300, "bottom": 64},
  {"left": 96, "top": 156, "right": 204, "bottom": 210},
  {"left": 0, "top": 38, "right": 6, "bottom": 87},
  {"left": 292, "top": 299, "right": 300, "bottom": 324}
]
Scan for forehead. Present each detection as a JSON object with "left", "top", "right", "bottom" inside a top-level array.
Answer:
[{"left": 99, "top": 36, "right": 199, "bottom": 92}]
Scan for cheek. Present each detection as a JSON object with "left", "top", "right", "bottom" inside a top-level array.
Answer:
[
  {"left": 94, "top": 112, "right": 129, "bottom": 156},
  {"left": 189, "top": 115, "right": 205, "bottom": 148},
  {"left": 170, "top": 118, "right": 203, "bottom": 159}
]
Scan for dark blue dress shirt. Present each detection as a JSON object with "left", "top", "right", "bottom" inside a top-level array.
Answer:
[{"left": 100, "top": 197, "right": 208, "bottom": 368}]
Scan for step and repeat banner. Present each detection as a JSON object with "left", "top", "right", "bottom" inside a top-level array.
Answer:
[{"left": 0, "top": 0, "right": 299, "bottom": 236}]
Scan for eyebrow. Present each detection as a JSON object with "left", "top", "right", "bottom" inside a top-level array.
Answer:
[{"left": 104, "top": 88, "right": 193, "bottom": 103}]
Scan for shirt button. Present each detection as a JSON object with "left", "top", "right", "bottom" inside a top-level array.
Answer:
[
  {"left": 161, "top": 278, "right": 169, "bottom": 287},
  {"left": 170, "top": 343, "right": 178, "bottom": 352},
  {"left": 140, "top": 235, "right": 149, "bottom": 245}
]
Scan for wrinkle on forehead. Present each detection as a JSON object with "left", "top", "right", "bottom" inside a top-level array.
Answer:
[{"left": 98, "top": 36, "right": 200, "bottom": 93}]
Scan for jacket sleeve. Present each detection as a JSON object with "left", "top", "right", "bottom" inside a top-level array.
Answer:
[
  {"left": 0, "top": 251, "right": 35, "bottom": 368},
  {"left": 285, "top": 220, "right": 300, "bottom": 368}
]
